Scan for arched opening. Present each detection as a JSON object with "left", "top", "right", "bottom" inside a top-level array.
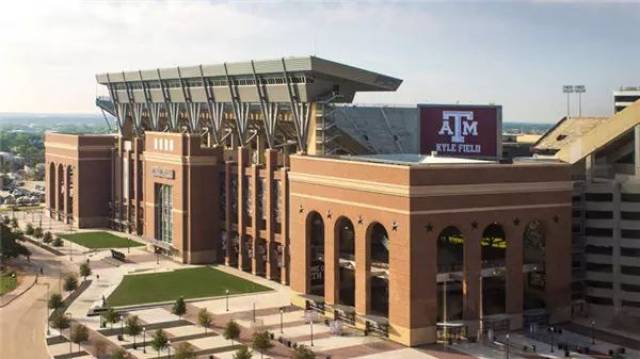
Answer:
[
  {"left": 66, "top": 166, "right": 74, "bottom": 221},
  {"left": 336, "top": 217, "right": 355, "bottom": 307},
  {"left": 57, "top": 164, "right": 64, "bottom": 216},
  {"left": 48, "top": 162, "right": 55, "bottom": 213},
  {"left": 228, "top": 231, "right": 239, "bottom": 267},
  {"left": 218, "top": 230, "right": 227, "bottom": 264},
  {"left": 307, "top": 212, "right": 325, "bottom": 297},
  {"left": 437, "top": 226, "right": 464, "bottom": 323},
  {"left": 481, "top": 223, "right": 507, "bottom": 316},
  {"left": 523, "top": 220, "right": 546, "bottom": 311},
  {"left": 369, "top": 223, "right": 389, "bottom": 317},
  {"left": 255, "top": 237, "right": 267, "bottom": 277},
  {"left": 242, "top": 235, "right": 252, "bottom": 273}
]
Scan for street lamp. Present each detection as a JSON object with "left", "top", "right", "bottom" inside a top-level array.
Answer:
[
  {"left": 142, "top": 327, "right": 147, "bottom": 353},
  {"left": 280, "top": 307, "right": 284, "bottom": 333},
  {"left": 225, "top": 289, "right": 229, "bottom": 312},
  {"left": 549, "top": 326, "right": 554, "bottom": 353},
  {"left": 66, "top": 312, "right": 72, "bottom": 354},
  {"left": 506, "top": 333, "right": 510, "bottom": 359},
  {"left": 591, "top": 320, "right": 596, "bottom": 344}
]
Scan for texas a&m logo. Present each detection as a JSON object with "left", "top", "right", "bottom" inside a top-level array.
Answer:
[{"left": 436, "top": 111, "right": 480, "bottom": 153}]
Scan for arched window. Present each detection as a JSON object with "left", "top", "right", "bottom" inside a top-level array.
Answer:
[
  {"left": 307, "top": 212, "right": 325, "bottom": 297},
  {"left": 437, "top": 226, "right": 464, "bottom": 273}
]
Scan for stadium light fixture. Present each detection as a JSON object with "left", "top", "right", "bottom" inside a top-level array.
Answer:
[
  {"left": 562, "top": 85, "right": 574, "bottom": 118},
  {"left": 574, "top": 85, "right": 586, "bottom": 117}
]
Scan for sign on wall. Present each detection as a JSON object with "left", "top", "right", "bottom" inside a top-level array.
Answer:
[
  {"left": 152, "top": 167, "right": 175, "bottom": 180},
  {"left": 419, "top": 104, "right": 502, "bottom": 159}
]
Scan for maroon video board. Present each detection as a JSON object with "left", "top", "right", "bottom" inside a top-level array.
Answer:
[{"left": 419, "top": 104, "right": 502, "bottom": 159}]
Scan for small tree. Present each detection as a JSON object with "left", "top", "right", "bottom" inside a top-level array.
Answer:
[
  {"left": 50, "top": 311, "right": 70, "bottom": 330},
  {"left": 25, "top": 223, "right": 34, "bottom": 235},
  {"left": 224, "top": 320, "right": 241, "bottom": 344},
  {"left": 251, "top": 331, "right": 273, "bottom": 359},
  {"left": 197, "top": 307, "right": 212, "bottom": 334},
  {"left": 63, "top": 273, "right": 78, "bottom": 292},
  {"left": 79, "top": 262, "right": 92, "bottom": 281},
  {"left": 70, "top": 323, "right": 89, "bottom": 352},
  {"left": 150, "top": 329, "right": 168, "bottom": 358},
  {"left": 110, "top": 348, "right": 129, "bottom": 359},
  {"left": 172, "top": 296, "right": 186, "bottom": 318},
  {"left": 233, "top": 346, "right": 253, "bottom": 359},
  {"left": 125, "top": 315, "right": 143, "bottom": 347},
  {"left": 43, "top": 231, "right": 53, "bottom": 243},
  {"left": 10, "top": 217, "right": 18, "bottom": 229},
  {"left": 292, "top": 345, "right": 315, "bottom": 359},
  {"left": 53, "top": 237, "right": 63, "bottom": 247},
  {"left": 102, "top": 307, "right": 120, "bottom": 329},
  {"left": 48, "top": 293, "right": 64, "bottom": 310},
  {"left": 1, "top": 216, "right": 9, "bottom": 225},
  {"left": 34, "top": 226, "right": 43, "bottom": 238},
  {"left": 174, "top": 342, "right": 196, "bottom": 359}
]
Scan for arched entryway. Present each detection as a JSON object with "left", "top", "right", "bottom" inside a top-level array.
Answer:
[
  {"left": 437, "top": 226, "right": 464, "bottom": 323},
  {"left": 336, "top": 217, "right": 355, "bottom": 307},
  {"left": 369, "top": 222, "right": 389, "bottom": 317},
  {"left": 65, "top": 165, "right": 73, "bottom": 222},
  {"left": 523, "top": 220, "right": 546, "bottom": 311},
  {"left": 57, "top": 164, "right": 64, "bottom": 218},
  {"left": 481, "top": 223, "right": 507, "bottom": 316},
  {"left": 48, "top": 162, "right": 55, "bottom": 214},
  {"left": 307, "top": 211, "right": 325, "bottom": 297}
]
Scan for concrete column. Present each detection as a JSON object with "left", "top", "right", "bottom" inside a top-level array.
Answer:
[
  {"left": 355, "top": 222, "right": 370, "bottom": 316},
  {"left": 224, "top": 160, "right": 233, "bottom": 266},
  {"left": 324, "top": 217, "right": 338, "bottom": 305},
  {"left": 265, "top": 149, "right": 278, "bottom": 280},
  {"left": 133, "top": 138, "right": 140, "bottom": 234},
  {"left": 63, "top": 167, "right": 71, "bottom": 224},
  {"left": 505, "top": 224, "right": 523, "bottom": 330},
  {"left": 463, "top": 228, "right": 482, "bottom": 335},
  {"left": 250, "top": 164, "right": 262, "bottom": 276},
  {"left": 54, "top": 165, "right": 62, "bottom": 220},
  {"left": 586, "top": 154, "right": 594, "bottom": 183},
  {"left": 238, "top": 147, "right": 249, "bottom": 271},
  {"left": 634, "top": 125, "right": 640, "bottom": 176}
]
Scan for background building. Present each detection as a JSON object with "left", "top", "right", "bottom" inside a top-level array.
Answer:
[{"left": 614, "top": 86, "right": 640, "bottom": 113}]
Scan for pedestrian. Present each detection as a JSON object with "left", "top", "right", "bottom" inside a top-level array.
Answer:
[
  {"left": 40, "top": 267, "right": 44, "bottom": 275},
  {"left": 96, "top": 274, "right": 100, "bottom": 280}
]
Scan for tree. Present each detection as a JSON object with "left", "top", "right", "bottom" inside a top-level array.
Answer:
[
  {"left": 102, "top": 308, "right": 120, "bottom": 329},
  {"left": 292, "top": 345, "right": 315, "bottom": 359},
  {"left": 43, "top": 231, "right": 53, "bottom": 243},
  {"left": 70, "top": 323, "right": 89, "bottom": 352},
  {"left": 1, "top": 216, "right": 9, "bottom": 225},
  {"left": 172, "top": 296, "right": 186, "bottom": 318},
  {"left": 197, "top": 307, "right": 212, "bottom": 334},
  {"left": 25, "top": 223, "right": 34, "bottom": 235},
  {"left": 150, "top": 329, "right": 168, "bottom": 358},
  {"left": 125, "top": 315, "right": 142, "bottom": 347},
  {"left": 174, "top": 342, "right": 196, "bottom": 359},
  {"left": 63, "top": 273, "right": 78, "bottom": 292},
  {"left": 233, "top": 346, "right": 253, "bottom": 359},
  {"left": 251, "top": 331, "right": 273, "bottom": 359},
  {"left": 0, "top": 224, "right": 30, "bottom": 260},
  {"left": 48, "top": 293, "right": 64, "bottom": 310},
  {"left": 224, "top": 320, "right": 241, "bottom": 344},
  {"left": 53, "top": 237, "right": 63, "bottom": 247},
  {"left": 34, "top": 226, "right": 43, "bottom": 238},
  {"left": 10, "top": 217, "right": 18, "bottom": 229},
  {"left": 50, "top": 311, "right": 70, "bottom": 330},
  {"left": 110, "top": 348, "right": 129, "bottom": 359},
  {"left": 79, "top": 262, "right": 92, "bottom": 281}
]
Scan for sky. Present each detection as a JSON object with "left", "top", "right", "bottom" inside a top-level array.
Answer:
[{"left": 0, "top": 0, "right": 639, "bottom": 123}]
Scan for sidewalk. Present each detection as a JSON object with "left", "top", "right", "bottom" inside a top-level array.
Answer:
[{"left": 0, "top": 273, "right": 36, "bottom": 307}]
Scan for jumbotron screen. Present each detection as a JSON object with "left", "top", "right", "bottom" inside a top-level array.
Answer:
[{"left": 419, "top": 104, "right": 502, "bottom": 159}]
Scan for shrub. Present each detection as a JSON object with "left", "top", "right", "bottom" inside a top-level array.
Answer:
[
  {"left": 10, "top": 217, "right": 18, "bottom": 228},
  {"left": 50, "top": 311, "right": 70, "bottom": 329},
  {"left": 53, "top": 237, "right": 63, "bottom": 247},
  {"left": 25, "top": 223, "right": 34, "bottom": 235},
  {"left": 233, "top": 346, "right": 253, "bottom": 359},
  {"left": 172, "top": 296, "right": 187, "bottom": 318},
  {"left": 252, "top": 331, "right": 273, "bottom": 359},
  {"left": 63, "top": 273, "right": 78, "bottom": 292},
  {"left": 48, "top": 293, "right": 64, "bottom": 310},
  {"left": 174, "top": 342, "right": 197, "bottom": 359},
  {"left": 43, "top": 231, "right": 53, "bottom": 243},
  {"left": 34, "top": 226, "right": 43, "bottom": 238},
  {"left": 292, "top": 345, "right": 315, "bottom": 359},
  {"left": 79, "top": 262, "right": 91, "bottom": 281},
  {"left": 224, "top": 320, "right": 241, "bottom": 344}
]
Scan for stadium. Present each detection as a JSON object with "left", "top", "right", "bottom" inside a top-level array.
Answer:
[{"left": 44, "top": 56, "right": 572, "bottom": 346}]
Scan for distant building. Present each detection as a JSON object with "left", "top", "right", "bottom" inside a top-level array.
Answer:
[{"left": 614, "top": 86, "right": 640, "bottom": 113}]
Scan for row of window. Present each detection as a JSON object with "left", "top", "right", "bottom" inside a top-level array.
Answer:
[
  {"left": 575, "top": 210, "right": 640, "bottom": 220},
  {"left": 583, "top": 227, "right": 640, "bottom": 239},
  {"left": 587, "top": 262, "right": 640, "bottom": 274},
  {"left": 583, "top": 193, "right": 640, "bottom": 202},
  {"left": 112, "top": 74, "right": 313, "bottom": 91}
]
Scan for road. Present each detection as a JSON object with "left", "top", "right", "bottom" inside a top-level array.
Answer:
[{"left": 0, "top": 240, "right": 70, "bottom": 359}]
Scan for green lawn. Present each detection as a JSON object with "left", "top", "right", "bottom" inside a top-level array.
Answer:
[
  {"left": 107, "top": 267, "right": 272, "bottom": 307},
  {"left": 0, "top": 272, "right": 18, "bottom": 295},
  {"left": 60, "top": 231, "right": 144, "bottom": 249}
]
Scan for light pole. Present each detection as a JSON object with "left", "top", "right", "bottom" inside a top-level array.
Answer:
[
  {"left": 575, "top": 85, "right": 586, "bottom": 117},
  {"left": 167, "top": 339, "right": 172, "bottom": 358},
  {"left": 506, "top": 333, "right": 510, "bottom": 359},
  {"left": 280, "top": 307, "right": 284, "bottom": 333},
  {"left": 443, "top": 274, "right": 448, "bottom": 346},
  {"left": 549, "top": 326, "right": 554, "bottom": 353},
  {"left": 562, "top": 85, "right": 574, "bottom": 118},
  {"left": 478, "top": 272, "right": 483, "bottom": 342},
  {"left": 591, "top": 320, "right": 595, "bottom": 344},
  {"left": 253, "top": 302, "right": 256, "bottom": 323},
  {"left": 225, "top": 289, "right": 229, "bottom": 312},
  {"left": 143, "top": 327, "right": 146, "bottom": 353}
]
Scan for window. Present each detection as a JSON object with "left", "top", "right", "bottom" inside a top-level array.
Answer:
[
  {"left": 585, "top": 193, "right": 613, "bottom": 202},
  {"left": 622, "top": 300, "right": 640, "bottom": 308},
  {"left": 586, "top": 263, "right": 612, "bottom": 272},
  {"left": 586, "top": 211, "right": 613, "bottom": 219},
  {"left": 586, "top": 280, "right": 613, "bottom": 289},
  {"left": 587, "top": 296, "right": 613, "bottom": 305},
  {"left": 621, "top": 247, "right": 640, "bottom": 257},
  {"left": 621, "top": 229, "right": 640, "bottom": 239},
  {"left": 622, "top": 212, "right": 640, "bottom": 220},
  {"left": 585, "top": 227, "right": 613, "bottom": 237},
  {"left": 621, "top": 266, "right": 640, "bottom": 275},
  {"left": 621, "top": 283, "right": 640, "bottom": 292},
  {"left": 586, "top": 245, "right": 612, "bottom": 255},
  {"left": 154, "top": 184, "right": 173, "bottom": 244},
  {"left": 621, "top": 193, "right": 640, "bottom": 202}
]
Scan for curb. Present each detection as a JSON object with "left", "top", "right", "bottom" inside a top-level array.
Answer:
[{"left": 0, "top": 274, "right": 37, "bottom": 308}]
